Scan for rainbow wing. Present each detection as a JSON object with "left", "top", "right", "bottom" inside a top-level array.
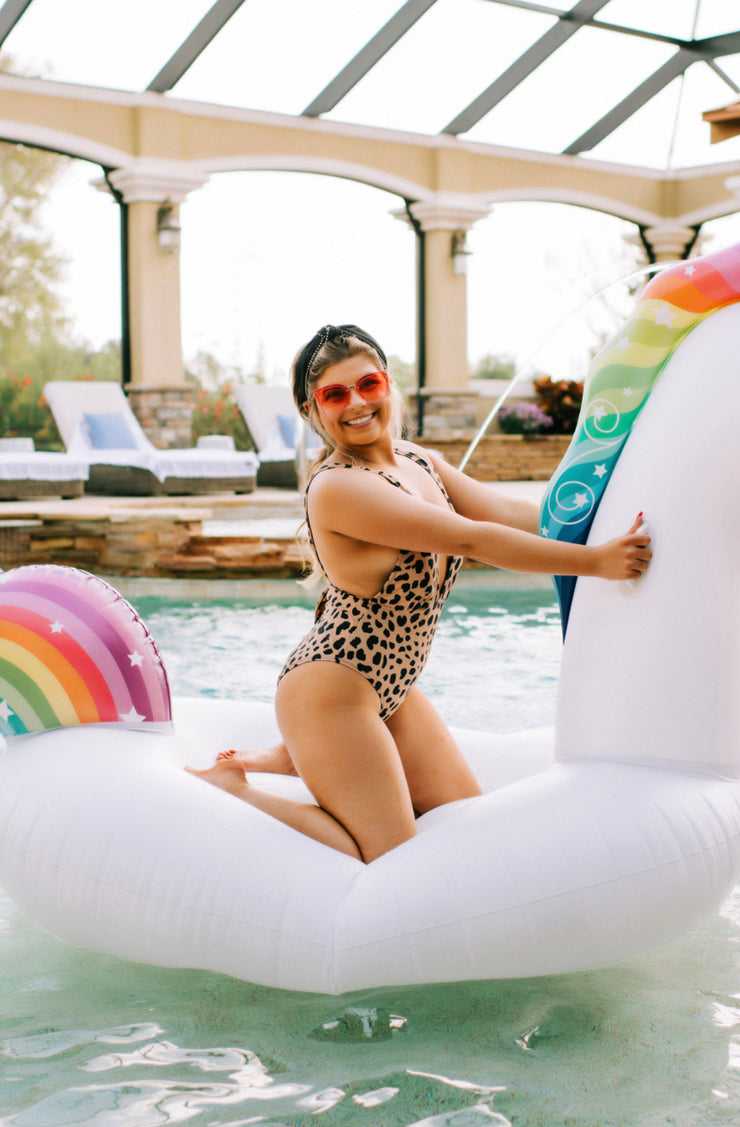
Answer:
[
  {"left": 541, "top": 241, "right": 740, "bottom": 634},
  {"left": 0, "top": 565, "right": 172, "bottom": 741}
]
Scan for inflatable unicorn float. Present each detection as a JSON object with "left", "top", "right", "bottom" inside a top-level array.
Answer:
[{"left": 0, "top": 241, "right": 739, "bottom": 994}]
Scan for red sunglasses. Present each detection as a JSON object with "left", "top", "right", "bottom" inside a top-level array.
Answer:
[{"left": 312, "top": 370, "right": 390, "bottom": 414}]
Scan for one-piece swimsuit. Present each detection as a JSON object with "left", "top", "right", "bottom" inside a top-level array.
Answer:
[{"left": 278, "top": 447, "right": 462, "bottom": 721}]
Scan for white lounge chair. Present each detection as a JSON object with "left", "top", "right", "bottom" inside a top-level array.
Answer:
[
  {"left": 234, "top": 383, "right": 321, "bottom": 489},
  {"left": 44, "top": 381, "right": 258, "bottom": 496},
  {"left": 0, "top": 437, "right": 88, "bottom": 500}
]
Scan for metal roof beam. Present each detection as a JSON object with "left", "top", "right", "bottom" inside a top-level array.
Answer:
[
  {"left": 563, "top": 50, "right": 693, "bottom": 154},
  {"left": 0, "top": 0, "right": 34, "bottom": 47},
  {"left": 564, "top": 31, "right": 740, "bottom": 154},
  {"left": 442, "top": 0, "right": 611, "bottom": 136},
  {"left": 707, "top": 60, "right": 740, "bottom": 96},
  {"left": 303, "top": 0, "right": 438, "bottom": 118},
  {"left": 147, "top": 0, "right": 247, "bottom": 93}
]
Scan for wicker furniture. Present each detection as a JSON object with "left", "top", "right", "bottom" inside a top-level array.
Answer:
[
  {"left": 44, "top": 382, "right": 258, "bottom": 496},
  {"left": 0, "top": 438, "right": 87, "bottom": 500}
]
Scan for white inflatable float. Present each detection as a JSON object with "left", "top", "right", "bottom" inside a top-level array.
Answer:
[{"left": 1, "top": 244, "right": 740, "bottom": 994}]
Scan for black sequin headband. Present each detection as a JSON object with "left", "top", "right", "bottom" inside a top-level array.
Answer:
[{"left": 298, "top": 324, "right": 387, "bottom": 406}]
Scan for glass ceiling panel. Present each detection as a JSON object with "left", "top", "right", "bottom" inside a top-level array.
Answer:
[
  {"left": 465, "top": 24, "right": 675, "bottom": 154},
  {"left": 174, "top": 0, "right": 401, "bottom": 117},
  {"left": 599, "top": 0, "right": 703, "bottom": 40},
  {"left": 669, "top": 61, "right": 740, "bottom": 167},
  {"left": 320, "top": 0, "right": 555, "bottom": 136},
  {"left": 714, "top": 51, "right": 740, "bottom": 88},
  {"left": 693, "top": 0, "right": 740, "bottom": 40},
  {"left": 579, "top": 80, "right": 677, "bottom": 168},
  {"left": 587, "top": 63, "right": 740, "bottom": 168},
  {"left": 2, "top": 0, "right": 214, "bottom": 91}
]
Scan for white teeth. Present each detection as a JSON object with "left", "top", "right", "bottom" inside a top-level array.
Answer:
[{"left": 345, "top": 413, "right": 373, "bottom": 427}]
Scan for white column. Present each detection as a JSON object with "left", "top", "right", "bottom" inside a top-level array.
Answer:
[
  {"left": 104, "top": 162, "right": 209, "bottom": 388},
  {"left": 395, "top": 194, "right": 490, "bottom": 390},
  {"left": 627, "top": 222, "right": 699, "bottom": 264}
]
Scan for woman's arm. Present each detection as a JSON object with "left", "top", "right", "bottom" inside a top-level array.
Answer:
[
  {"left": 310, "top": 469, "right": 651, "bottom": 581},
  {"left": 423, "top": 446, "right": 540, "bottom": 533}
]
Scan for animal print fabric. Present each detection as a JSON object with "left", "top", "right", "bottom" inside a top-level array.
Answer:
[{"left": 278, "top": 449, "right": 462, "bottom": 721}]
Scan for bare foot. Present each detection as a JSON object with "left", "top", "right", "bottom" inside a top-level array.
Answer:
[
  {"left": 216, "top": 741, "right": 297, "bottom": 776},
  {"left": 185, "top": 759, "right": 251, "bottom": 798}
]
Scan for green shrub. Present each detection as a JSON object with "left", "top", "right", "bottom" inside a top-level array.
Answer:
[
  {"left": 190, "top": 381, "right": 255, "bottom": 451},
  {"left": 0, "top": 371, "right": 62, "bottom": 449}
]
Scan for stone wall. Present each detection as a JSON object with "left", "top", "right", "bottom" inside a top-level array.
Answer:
[
  {"left": 0, "top": 509, "right": 310, "bottom": 578},
  {"left": 419, "top": 434, "right": 571, "bottom": 481},
  {"left": 126, "top": 385, "right": 194, "bottom": 449},
  {"left": 405, "top": 389, "right": 479, "bottom": 434}
]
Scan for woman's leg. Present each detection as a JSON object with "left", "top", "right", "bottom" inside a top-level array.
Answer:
[
  {"left": 275, "top": 664, "right": 417, "bottom": 863},
  {"left": 216, "top": 742, "right": 296, "bottom": 774},
  {"left": 188, "top": 664, "right": 417, "bottom": 863},
  {"left": 185, "top": 758, "right": 361, "bottom": 858},
  {"left": 385, "top": 687, "right": 482, "bottom": 814}
]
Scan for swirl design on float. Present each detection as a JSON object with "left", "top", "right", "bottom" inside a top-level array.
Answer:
[
  {"left": 0, "top": 565, "right": 172, "bottom": 741},
  {"left": 546, "top": 481, "right": 596, "bottom": 526},
  {"left": 541, "top": 242, "right": 740, "bottom": 633},
  {"left": 583, "top": 398, "right": 621, "bottom": 441}
]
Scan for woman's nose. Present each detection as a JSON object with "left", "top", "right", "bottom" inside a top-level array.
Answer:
[{"left": 348, "top": 385, "right": 365, "bottom": 405}]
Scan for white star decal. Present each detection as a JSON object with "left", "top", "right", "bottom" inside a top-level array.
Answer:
[
  {"left": 684, "top": 264, "right": 696, "bottom": 277},
  {"left": 119, "top": 706, "right": 146, "bottom": 724},
  {"left": 49, "top": 621, "right": 64, "bottom": 634},
  {"left": 574, "top": 492, "right": 589, "bottom": 509},
  {"left": 591, "top": 405, "right": 607, "bottom": 421},
  {"left": 594, "top": 464, "right": 607, "bottom": 478},
  {"left": 622, "top": 386, "right": 633, "bottom": 398},
  {"left": 654, "top": 302, "right": 676, "bottom": 328},
  {"left": 541, "top": 527, "right": 549, "bottom": 537},
  {"left": 0, "top": 699, "right": 14, "bottom": 722},
  {"left": 128, "top": 651, "right": 144, "bottom": 667},
  {"left": 617, "top": 335, "right": 630, "bottom": 351}
]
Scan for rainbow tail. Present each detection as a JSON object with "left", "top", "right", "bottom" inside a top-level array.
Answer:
[
  {"left": 540, "top": 241, "right": 740, "bottom": 634},
  {"left": 0, "top": 565, "right": 172, "bottom": 742}
]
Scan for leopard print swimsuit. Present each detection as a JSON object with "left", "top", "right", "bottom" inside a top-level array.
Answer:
[{"left": 278, "top": 448, "right": 462, "bottom": 721}]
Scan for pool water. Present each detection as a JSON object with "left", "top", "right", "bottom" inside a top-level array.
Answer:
[{"left": 2, "top": 582, "right": 740, "bottom": 1127}]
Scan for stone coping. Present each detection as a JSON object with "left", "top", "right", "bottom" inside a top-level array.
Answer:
[
  {"left": 104, "top": 569, "right": 554, "bottom": 601},
  {"left": 0, "top": 482, "right": 548, "bottom": 580}
]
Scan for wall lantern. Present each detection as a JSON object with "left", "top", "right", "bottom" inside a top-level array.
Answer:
[
  {"left": 156, "top": 201, "right": 181, "bottom": 254},
  {"left": 450, "top": 229, "right": 472, "bottom": 275}
]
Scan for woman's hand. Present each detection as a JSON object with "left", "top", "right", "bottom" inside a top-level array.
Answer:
[{"left": 590, "top": 514, "right": 652, "bottom": 580}]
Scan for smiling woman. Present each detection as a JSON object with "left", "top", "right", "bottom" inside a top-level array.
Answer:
[{"left": 186, "top": 321, "right": 651, "bottom": 864}]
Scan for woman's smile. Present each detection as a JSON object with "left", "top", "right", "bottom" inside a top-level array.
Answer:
[{"left": 343, "top": 410, "right": 377, "bottom": 429}]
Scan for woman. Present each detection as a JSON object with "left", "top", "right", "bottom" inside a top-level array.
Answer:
[{"left": 189, "top": 324, "right": 651, "bottom": 862}]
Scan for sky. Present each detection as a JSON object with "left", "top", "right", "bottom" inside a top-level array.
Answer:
[{"left": 22, "top": 0, "right": 740, "bottom": 387}]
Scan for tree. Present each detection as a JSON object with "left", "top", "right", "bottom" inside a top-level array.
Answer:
[
  {"left": 0, "top": 139, "right": 70, "bottom": 359},
  {"left": 472, "top": 353, "right": 517, "bottom": 381}
]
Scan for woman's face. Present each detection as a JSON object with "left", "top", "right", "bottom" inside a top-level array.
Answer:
[{"left": 308, "top": 353, "right": 392, "bottom": 450}]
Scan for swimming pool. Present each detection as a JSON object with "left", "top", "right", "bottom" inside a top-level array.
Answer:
[{"left": 1, "top": 581, "right": 739, "bottom": 1126}]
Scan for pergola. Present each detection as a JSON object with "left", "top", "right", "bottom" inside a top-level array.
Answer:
[{"left": 0, "top": 0, "right": 739, "bottom": 436}]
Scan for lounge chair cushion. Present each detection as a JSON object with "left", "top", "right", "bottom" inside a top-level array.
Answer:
[
  {"left": 277, "top": 414, "right": 296, "bottom": 448},
  {"left": 83, "top": 412, "right": 138, "bottom": 450}
]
